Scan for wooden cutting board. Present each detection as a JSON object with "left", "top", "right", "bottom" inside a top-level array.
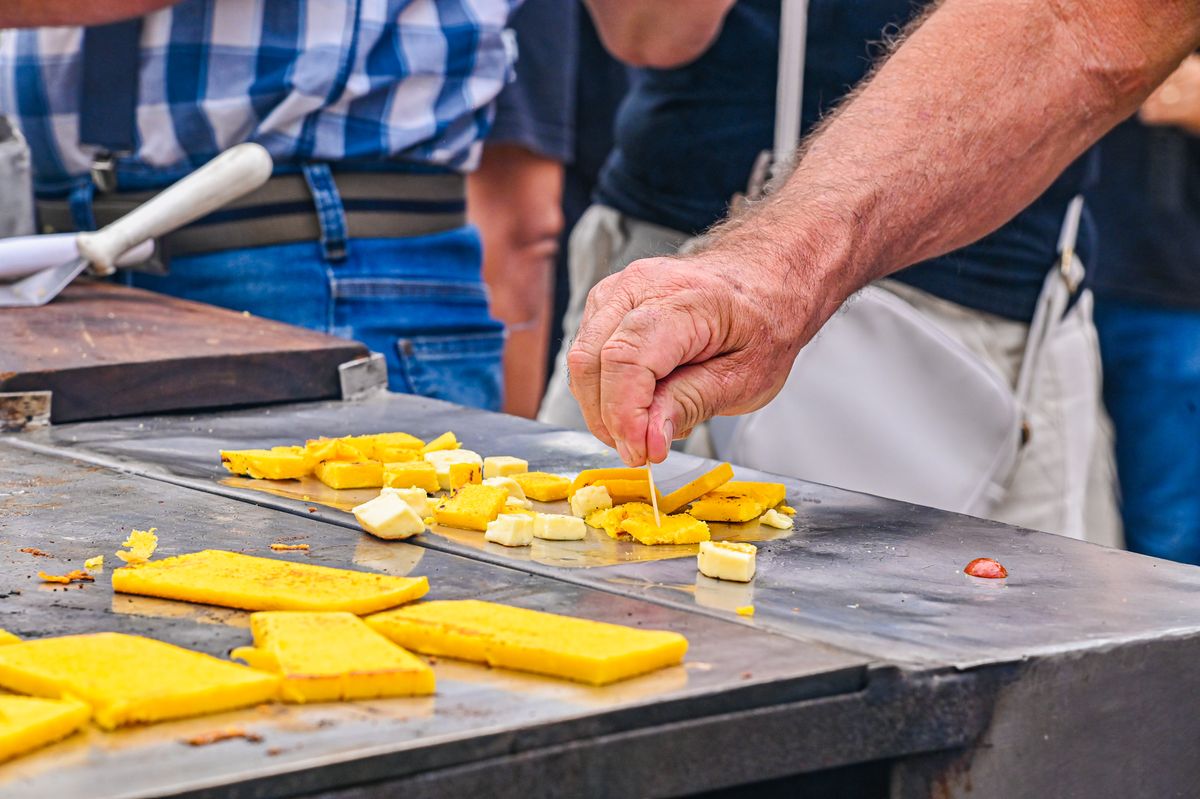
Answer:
[{"left": 0, "top": 281, "right": 368, "bottom": 423}]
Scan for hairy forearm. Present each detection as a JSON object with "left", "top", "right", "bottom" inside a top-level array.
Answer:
[
  {"left": 0, "top": 0, "right": 178, "bottom": 27},
  {"left": 714, "top": 0, "right": 1200, "bottom": 309},
  {"left": 584, "top": 0, "right": 734, "bottom": 68}
]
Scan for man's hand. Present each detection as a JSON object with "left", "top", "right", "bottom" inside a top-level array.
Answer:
[
  {"left": 1140, "top": 55, "right": 1200, "bottom": 135},
  {"left": 568, "top": 211, "right": 855, "bottom": 466}
]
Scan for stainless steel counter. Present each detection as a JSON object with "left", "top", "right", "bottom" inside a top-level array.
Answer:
[{"left": 6, "top": 393, "right": 1200, "bottom": 798}]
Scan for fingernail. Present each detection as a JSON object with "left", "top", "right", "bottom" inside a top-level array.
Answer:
[
  {"left": 662, "top": 418, "right": 675, "bottom": 447},
  {"left": 616, "top": 440, "right": 632, "bottom": 465}
]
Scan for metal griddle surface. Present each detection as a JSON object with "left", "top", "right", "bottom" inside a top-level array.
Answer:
[
  {"left": 0, "top": 447, "right": 866, "bottom": 798},
  {"left": 8, "top": 393, "right": 1200, "bottom": 670}
]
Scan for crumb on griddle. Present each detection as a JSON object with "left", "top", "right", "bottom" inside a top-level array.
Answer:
[
  {"left": 38, "top": 570, "right": 94, "bottom": 585},
  {"left": 184, "top": 726, "right": 264, "bottom": 746}
]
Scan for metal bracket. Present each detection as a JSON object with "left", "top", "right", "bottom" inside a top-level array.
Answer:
[
  {"left": 338, "top": 353, "right": 388, "bottom": 401},
  {"left": 0, "top": 391, "right": 51, "bottom": 432}
]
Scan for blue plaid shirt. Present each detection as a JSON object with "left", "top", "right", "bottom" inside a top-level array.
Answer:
[{"left": 0, "top": 0, "right": 520, "bottom": 194}]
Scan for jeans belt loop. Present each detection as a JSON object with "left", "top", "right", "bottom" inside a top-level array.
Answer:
[
  {"left": 67, "top": 180, "right": 98, "bottom": 232},
  {"left": 301, "top": 163, "right": 349, "bottom": 263}
]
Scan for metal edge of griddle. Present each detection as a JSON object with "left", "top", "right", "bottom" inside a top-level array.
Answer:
[
  {"left": 4, "top": 433, "right": 1194, "bottom": 675},
  {"left": 162, "top": 664, "right": 1001, "bottom": 799}
]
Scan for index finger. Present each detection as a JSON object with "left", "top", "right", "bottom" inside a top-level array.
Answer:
[{"left": 567, "top": 273, "right": 634, "bottom": 449}]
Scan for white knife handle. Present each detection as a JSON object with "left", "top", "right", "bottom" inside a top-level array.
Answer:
[{"left": 77, "top": 143, "right": 273, "bottom": 274}]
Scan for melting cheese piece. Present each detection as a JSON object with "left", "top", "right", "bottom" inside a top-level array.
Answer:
[
  {"left": 511, "top": 472, "right": 571, "bottom": 502},
  {"left": 533, "top": 513, "right": 586, "bottom": 541},
  {"left": 697, "top": 541, "right": 757, "bottom": 582},
  {"left": 585, "top": 502, "right": 655, "bottom": 539},
  {"left": 314, "top": 460, "right": 384, "bottom": 490},
  {"left": 231, "top": 611, "right": 434, "bottom": 702},
  {"left": 115, "top": 527, "right": 158, "bottom": 565},
  {"left": 759, "top": 509, "right": 793, "bottom": 530},
  {"left": 220, "top": 447, "right": 314, "bottom": 480},
  {"left": 381, "top": 486, "right": 433, "bottom": 518},
  {"left": 569, "top": 485, "right": 613, "bottom": 518},
  {"left": 112, "top": 550, "right": 428, "bottom": 613},
  {"left": 84, "top": 555, "right": 104, "bottom": 571},
  {"left": 434, "top": 484, "right": 508, "bottom": 531},
  {"left": 483, "top": 456, "right": 528, "bottom": 480},
  {"left": 367, "top": 600, "right": 688, "bottom": 685},
  {"left": 383, "top": 461, "right": 440, "bottom": 494},
  {"left": 0, "top": 633, "right": 279, "bottom": 730},
  {"left": 424, "top": 449, "right": 484, "bottom": 490},
  {"left": 0, "top": 695, "right": 90, "bottom": 763},
  {"left": 353, "top": 493, "right": 426, "bottom": 540},
  {"left": 483, "top": 475, "right": 530, "bottom": 506},
  {"left": 484, "top": 513, "right": 535, "bottom": 547}
]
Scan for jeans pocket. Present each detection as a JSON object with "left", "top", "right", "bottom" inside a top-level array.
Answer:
[{"left": 396, "top": 331, "right": 506, "bottom": 411}]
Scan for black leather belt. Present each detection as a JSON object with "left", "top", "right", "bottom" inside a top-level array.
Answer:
[{"left": 36, "top": 170, "right": 467, "bottom": 258}]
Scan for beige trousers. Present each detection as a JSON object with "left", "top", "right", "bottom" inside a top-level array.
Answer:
[{"left": 539, "top": 204, "right": 1122, "bottom": 545}]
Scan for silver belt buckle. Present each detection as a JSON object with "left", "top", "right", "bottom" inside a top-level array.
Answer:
[{"left": 90, "top": 152, "right": 120, "bottom": 194}]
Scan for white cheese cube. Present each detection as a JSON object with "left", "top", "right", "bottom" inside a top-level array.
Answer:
[
  {"left": 505, "top": 495, "right": 534, "bottom": 510},
  {"left": 760, "top": 509, "right": 793, "bottom": 530},
  {"left": 483, "top": 476, "right": 528, "bottom": 504},
  {"left": 352, "top": 492, "right": 426, "bottom": 540},
  {"left": 381, "top": 486, "right": 432, "bottom": 518},
  {"left": 483, "top": 455, "right": 529, "bottom": 480},
  {"left": 697, "top": 541, "right": 757, "bottom": 582},
  {"left": 569, "top": 485, "right": 612, "bottom": 518},
  {"left": 425, "top": 449, "right": 483, "bottom": 489},
  {"left": 533, "top": 513, "right": 586, "bottom": 541},
  {"left": 484, "top": 513, "right": 535, "bottom": 547}
]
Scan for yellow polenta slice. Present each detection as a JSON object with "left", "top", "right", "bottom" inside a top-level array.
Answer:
[
  {"left": 659, "top": 462, "right": 734, "bottom": 514},
  {"left": 0, "top": 629, "right": 19, "bottom": 646},
  {"left": 511, "top": 471, "right": 571, "bottom": 502},
  {"left": 434, "top": 484, "right": 508, "bottom": 531},
  {"left": 620, "top": 513, "right": 710, "bottom": 545},
  {"left": 568, "top": 467, "right": 648, "bottom": 498},
  {"left": 591, "top": 478, "right": 663, "bottom": 506},
  {"left": 112, "top": 550, "right": 428, "bottom": 614},
  {"left": 231, "top": 611, "right": 435, "bottom": 702},
  {"left": 0, "top": 633, "right": 279, "bottom": 730},
  {"left": 220, "top": 448, "right": 312, "bottom": 480},
  {"left": 0, "top": 695, "right": 90, "bottom": 763},
  {"left": 688, "top": 481, "right": 788, "bottom": 522},
  {"left": 314, "top": 460, "right": 384, "bottom": 489},
  {"left": 367, "top": 600, "right": 687, "bottom": 686}
]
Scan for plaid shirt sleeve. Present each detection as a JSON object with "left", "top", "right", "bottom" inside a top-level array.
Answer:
[{"left": 0, "top": 0, "right": 521, "bottom": 194}]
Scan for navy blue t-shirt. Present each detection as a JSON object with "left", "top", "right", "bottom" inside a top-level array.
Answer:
[
  {"left": 488, "top": 0, "right": 579, "bottom": 163},
  {"left": 1089, "top": 118, "right": 1200, "bottom": 309},
  {"left": 595, "top": 0, "right": 1097, "bottom": 322}
]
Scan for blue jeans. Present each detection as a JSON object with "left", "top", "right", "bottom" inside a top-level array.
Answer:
[
  {"left": 1095, "top": 296, "right": 1200, "bottom": 565},
  {"left": 129, "top": 227, "right": 505, "bottom": 411}
]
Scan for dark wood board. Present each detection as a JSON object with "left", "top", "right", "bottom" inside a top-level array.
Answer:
[{"left": 0, "top": 281, "right": 366, "bottom": 422}]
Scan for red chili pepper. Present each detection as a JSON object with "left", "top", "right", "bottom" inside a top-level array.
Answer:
[{"left": 964, "top": 557, "right": 1008, "bottom": 579}]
